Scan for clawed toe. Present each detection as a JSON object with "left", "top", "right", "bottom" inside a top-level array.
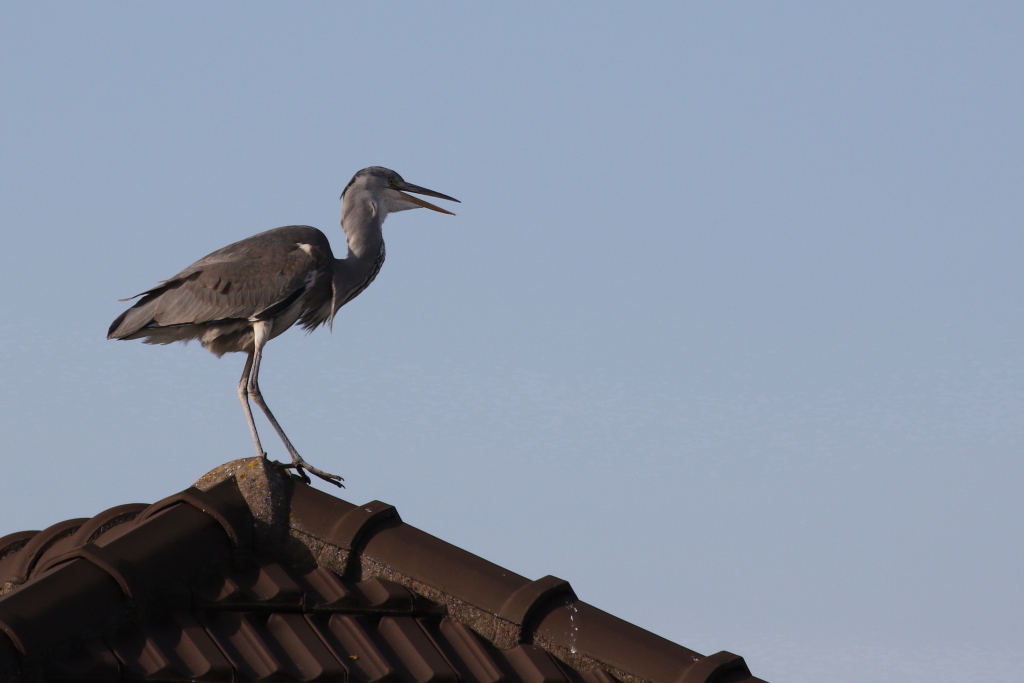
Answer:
[
  {"left": 301, "top": 462, "right": 345, "bottom": 488},
  {"left": 267, "top": 457, "right": 343, "bottom": 488},
  {"left": 291, "top": 465, "right": 313, "bottom": 485}
]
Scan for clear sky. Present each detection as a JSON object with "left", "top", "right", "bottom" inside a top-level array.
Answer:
[{"left": 1, "top": 4, "right": 1022, "bottom": 681}]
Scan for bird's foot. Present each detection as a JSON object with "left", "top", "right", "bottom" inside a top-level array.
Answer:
[
  {"left": 273, "top": 457, "right": 345, "bottom": 488},
  {"left": 260, "top": 455, "right": 310, "bottom": 485},
  {"left": 266, "top": 459, "right": 310, "bottom": 485}
]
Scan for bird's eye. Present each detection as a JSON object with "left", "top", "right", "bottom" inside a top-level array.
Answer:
[{"left": 388, "top": 178, "right": 395, "bottom": 185}]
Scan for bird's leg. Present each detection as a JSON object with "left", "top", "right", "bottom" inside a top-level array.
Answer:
[
  {"left": 237, "top": 351, "right": 267, "bottom": 459},
  {"left": 247, "top": 323, "right": 345, "bottom": 488},
  {"left": 245, "top": 344, "right": 311, "bottom": 485}
]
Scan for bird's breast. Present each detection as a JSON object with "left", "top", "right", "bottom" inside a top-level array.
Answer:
[{"left": 337, "top": 242, "right": 386, "bottom": 310}]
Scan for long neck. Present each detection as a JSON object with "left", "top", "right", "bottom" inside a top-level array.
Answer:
[
  {"left": 332, "top": 191, "right": 387, "bottom": 314},
  {"left": 340, "top": 191, "right": 385, "bottom": 261}
]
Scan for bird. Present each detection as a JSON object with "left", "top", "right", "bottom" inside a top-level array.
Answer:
[{"left": 108, "top": 166, "right": 459, "bottom": 487}]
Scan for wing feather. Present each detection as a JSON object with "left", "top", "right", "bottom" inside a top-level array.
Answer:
[{"left": 108, "top": 226, "right": 335, "bottom": 341}]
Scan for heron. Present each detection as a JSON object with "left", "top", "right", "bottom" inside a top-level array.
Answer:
[{"left": 108, "top": 166, "right": 459, "bottom": 487}]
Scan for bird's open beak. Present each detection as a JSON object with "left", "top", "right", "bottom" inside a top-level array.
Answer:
[{"left": 398, "top": 183, "right": 461, "bottom": 215}]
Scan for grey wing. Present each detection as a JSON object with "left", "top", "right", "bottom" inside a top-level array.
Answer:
[{"left": 108, "top": 226, "right": 333, "bottom": 340}]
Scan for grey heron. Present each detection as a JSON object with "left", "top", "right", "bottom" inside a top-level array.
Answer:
[{"left": 108, "top": 166, "right": 459, "bottom": 486}]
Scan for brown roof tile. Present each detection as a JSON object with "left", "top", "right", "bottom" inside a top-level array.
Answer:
[{"left": 0, "top": 458, "right": 767, "bottom": 683}]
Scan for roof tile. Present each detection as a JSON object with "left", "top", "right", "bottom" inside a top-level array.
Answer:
[
  {"left": 0, "top": 531, "right": 38, "bottom": 561},
  {"left": 432, "top": 619, "right": 507, "bottom": 683},
  {"left": 378, "top": 616, "right": 458, "bottom": 683},
  {"left": 299, "top": 565, "right": 354, "bottom": 609},
  {"left": 504, "top": 644, "right": 570, "bottom": 683},
  {"left": 69, "top": 503, "right": 148, "bottom": 547},
  {"left": 267, "top": 612, "right": 348, "bottom": 681},
  {"left": 201, "top": 611, "right": 290, "bottom": 680},
  {"left": 316, "top": 614, "right": 398, "bottom": 683},
  {"left": 0, "top": 518, "right": 87, "bottom": 588},
  {"left": 0, "top": 559, "right": 125, "bottom": 655},
  {"left": 360, "top": 577, "right": 416, "bottom": 612}
]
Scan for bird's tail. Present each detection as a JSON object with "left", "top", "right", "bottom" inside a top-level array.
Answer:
[{"left": 107, "top": 284, "right": 171, "bottom": 339}]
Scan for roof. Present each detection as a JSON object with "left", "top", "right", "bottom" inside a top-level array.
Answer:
[{"left": 0, "top": 458, "right": 767, "bottom": 683}]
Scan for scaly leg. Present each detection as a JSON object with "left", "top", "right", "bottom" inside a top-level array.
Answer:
[
  {"left": 247, "top": 321, "right": 345, "bottom": 487},
  {"left": 237, "top": 351, "right": 266, "bottom": 458}
]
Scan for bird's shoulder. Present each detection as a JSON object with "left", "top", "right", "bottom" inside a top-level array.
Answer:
[
  {"left": 192, "top": 225, "right": 335, "bottom": 266},
  {"left": 161, "top": 226, "right": 331, "bottom": 283},
  {"left": 147, "top": 226, "right": 334, "bottom": 308}
]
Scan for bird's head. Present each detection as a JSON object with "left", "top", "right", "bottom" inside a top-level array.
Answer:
[{"left": 341, "top": 166, "right": 460, "bottom": 216}]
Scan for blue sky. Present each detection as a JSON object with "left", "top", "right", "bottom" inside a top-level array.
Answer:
[{"left": 1, "top": 4, "right": 1022, "bottom": 681}]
